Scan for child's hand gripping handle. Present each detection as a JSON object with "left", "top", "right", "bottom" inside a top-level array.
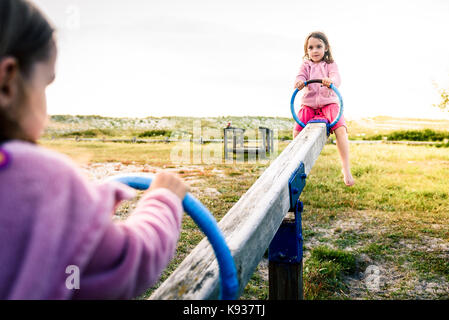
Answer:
[
  {"left": 107, "top": 174, "right": 239, "bottom": 300},
  {"left": 291, "top": 78, "right": 344, "bottom": 129}
]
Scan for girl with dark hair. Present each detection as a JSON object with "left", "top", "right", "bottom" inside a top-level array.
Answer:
[
  {"left": 0, "top": 0, "right": 188, "bottom": 299},
  {"left": 293, "top": 31, "right": 354, "bottom": 186}
]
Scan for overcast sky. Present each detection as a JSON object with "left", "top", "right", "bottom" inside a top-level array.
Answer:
[{"left": 32, "top": 0, "right": 449, "bottom": 120}]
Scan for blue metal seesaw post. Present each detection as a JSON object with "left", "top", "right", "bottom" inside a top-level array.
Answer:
[{"left": 106, "top": 174, "right": 239, "bottom": 300}]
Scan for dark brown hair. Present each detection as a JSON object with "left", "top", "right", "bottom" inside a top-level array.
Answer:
[
  {"left": 303, "top": 31, "right": 334, "bottom": 63},
  {"left": 0, "top": 0, "right": 54, "bottom": 143}
]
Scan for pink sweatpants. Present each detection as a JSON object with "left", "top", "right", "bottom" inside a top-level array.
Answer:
[{"left": 294, "top": 103, "right": 346, "bottom": 134}]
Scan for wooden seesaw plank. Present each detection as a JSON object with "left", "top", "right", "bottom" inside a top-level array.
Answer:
[{"left": 149, "top": 123, "right": 327, "bottom": 300}]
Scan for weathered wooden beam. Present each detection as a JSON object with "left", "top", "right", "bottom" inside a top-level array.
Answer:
[{"left": 149, "top": 123, "right": 327, "bottom": 300}]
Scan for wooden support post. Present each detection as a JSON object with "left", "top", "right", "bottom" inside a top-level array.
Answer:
[
  {"left": 268, "top": 212, "right": 304, "bottom": 300},
  {"left": 269, "top": 260, "right": 303, "bottom": 300}
]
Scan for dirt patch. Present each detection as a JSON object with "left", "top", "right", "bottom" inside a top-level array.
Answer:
[
  {"left": 81, "top": 162, "right": 157, "bottom": 181},
  {"left": 80, "top": 162, "right": 209, "bottom": 181},
  {"left": 81, "top": 161, "right": 222, "bottom": 211},
  {"left": 211, "top": 168, "right": 227, "bottom": 178},
  {"left": 399, "top": 236, "right": 449, "bottom": 253}
]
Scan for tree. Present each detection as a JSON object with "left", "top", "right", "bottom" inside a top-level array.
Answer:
[{"left": 433, "top": 82, "right": 449, "bottom": 112}]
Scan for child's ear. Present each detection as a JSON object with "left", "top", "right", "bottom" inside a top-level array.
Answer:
[{"left": 0, "top": 57, "right": 19, "bottom": 108}]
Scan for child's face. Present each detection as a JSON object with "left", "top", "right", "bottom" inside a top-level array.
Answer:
[
  {"left": 20, "top": 43, "right": 57, "bottom": 142},
  {"left": 307, "top": 37, "right": 327, "bottom": 63}
]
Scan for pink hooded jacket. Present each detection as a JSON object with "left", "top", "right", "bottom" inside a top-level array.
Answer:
[
  {"left": 295, "top": 60, "right": 341, "bottom": 109},
  {"left": 0, "top": 140, "right": 183, "bottom": 299}
]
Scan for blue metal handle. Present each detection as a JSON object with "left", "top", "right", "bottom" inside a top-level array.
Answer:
[
  {"left": 291, "top": 79, "right": 344, "bottom": 129},
  {"left": 107, "top": 174, "right": 239, "bottom": 300}
]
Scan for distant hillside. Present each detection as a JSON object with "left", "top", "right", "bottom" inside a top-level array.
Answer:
[
  {"left": 45, "top": 114, "right": 449, "bottom": 140},
  {"left": 45, "top": 115, "right": 296, "bottom": 138}
]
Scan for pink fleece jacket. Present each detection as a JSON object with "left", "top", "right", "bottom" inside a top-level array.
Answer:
[
  {"left": 0, "top": 140, "right": 183, "bottom": 299},
  {"left": 295, "top": 60, "right": 341, "bottom": 108}
]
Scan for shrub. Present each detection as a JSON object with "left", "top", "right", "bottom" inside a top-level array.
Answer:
[
  {"left": 363, "top": 129, "right": 449, "bottom": 142},
  {"left": 138, "top": 130, "right": 172, "bottom": 137},
  {"left": 386, "top": 129, "right": 449, "bottom": 142},
  {"left": 363, "top": 134, "right": 384, "bottom": 141},
  {"left": 60, "top": 129, "right": 114, "bottom": 138}
]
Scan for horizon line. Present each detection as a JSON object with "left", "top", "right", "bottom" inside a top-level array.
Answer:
[{"left": 48, "top": 113, "right": 449, "bottom": 122}]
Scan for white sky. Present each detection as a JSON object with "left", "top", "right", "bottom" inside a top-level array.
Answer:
[{"left": 32, "top": 0, "right": 449, "bottom": 120}]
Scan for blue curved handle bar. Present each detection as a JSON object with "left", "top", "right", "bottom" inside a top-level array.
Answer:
[
  {"left": 290, "top": 79, "right": 344, "bottom": 129},
  {"left": 107, "top": 174, "right": 239, "bottom": 300}
]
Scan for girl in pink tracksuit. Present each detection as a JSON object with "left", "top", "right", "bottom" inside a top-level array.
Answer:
[
  {"left": 0, "top": 0, "right": 188, "bottom": 299},
  {"left": 293, "top": 31, "right": 354, "bottom": 186}
]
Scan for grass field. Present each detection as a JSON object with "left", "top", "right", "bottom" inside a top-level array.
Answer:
[{"left": 40, "top": 116, "right": 449, "bottom": 300}]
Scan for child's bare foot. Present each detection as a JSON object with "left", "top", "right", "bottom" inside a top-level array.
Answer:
[{"left": 342, "top": 169, "right": 355, "bottom": 187}]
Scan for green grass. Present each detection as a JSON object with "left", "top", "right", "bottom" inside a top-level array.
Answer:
[
  {"left": 239, "top": 269, "right": 269, "bottom": 300},
  {"left": 304, "top": 246, "right": 359, "bottom": 300},
  {"left": 333, "top": 230, "right": 363, "bottom": 249},
  {"left": 41, "top": 140, "right": 185, "bottom": 166},
  {"left": 407, "top": 251, "right": 449, "bottom": 281},
  {"left": 304, "top": 144, "right": 449, "bottom": 215}
]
